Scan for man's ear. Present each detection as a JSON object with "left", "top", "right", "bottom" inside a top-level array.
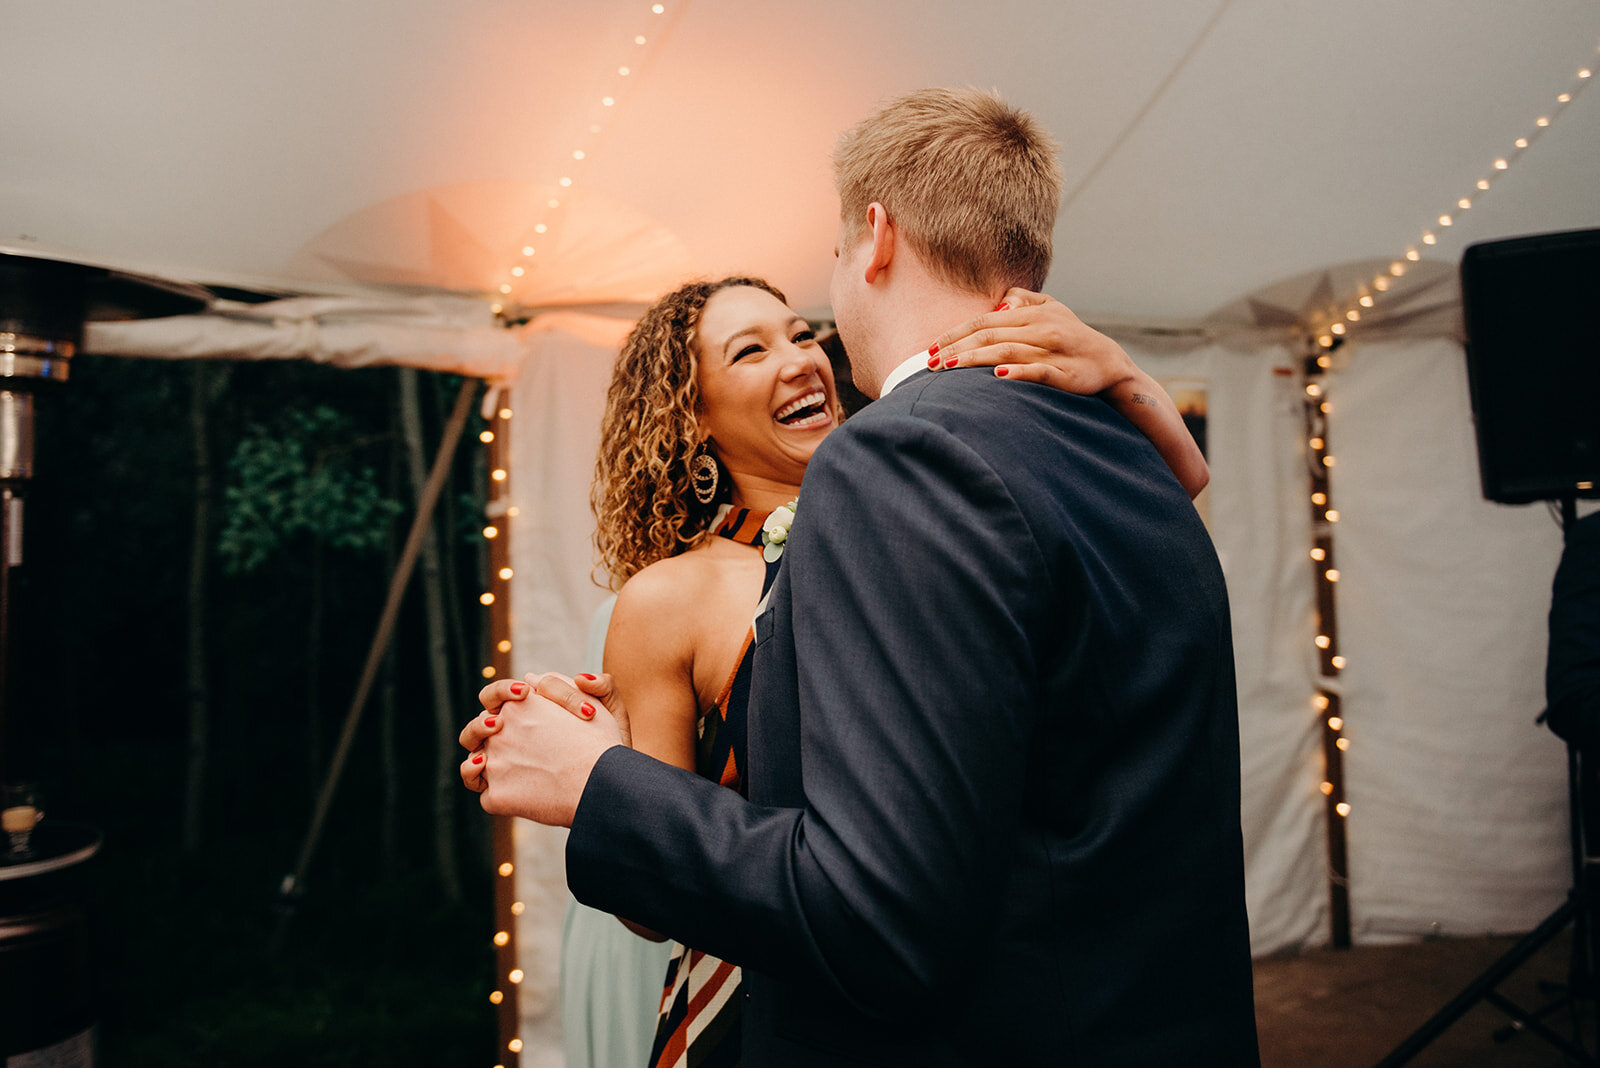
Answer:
[{"left": 863, "top": 202, "right": 895, "bottom": 284}]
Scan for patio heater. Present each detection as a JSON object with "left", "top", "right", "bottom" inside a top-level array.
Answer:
[{"left": 0, "top": 249, "right": 206, "bottom": 1064}]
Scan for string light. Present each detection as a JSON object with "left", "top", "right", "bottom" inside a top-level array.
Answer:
[
  {"left": 498, "top": 567, "right": 514, "bottom": 580},
  {"left": 508, "top": 1038, "right": 524, "bottom": 1053},
  {"left": 480, "top": 593, "right": 495, "bottom": 606},
  {"left": 499, "top": 862, "right": 513, "bottom": 877},
  {"left": 1310, "top": 44, "right": 1599, "bottom": 342},
  {"left": 1336, "top": 802, "right": 1352, "bottom": 818},
  {"left": 508, "top": 969, "right": 524, "bottom": 984},
  {"left": 489, "top": 991, "right": 504, "bottom": 1005},
  {"left": 497, "top": 639, "right": 512, "bottom": 653},
  {"left": 1328, "top": 717, "right": 1344, "bottom": 731},
  {"left": 480, "top": 430, "right": 495, "bottom": 443},
  {"left": 481, "top": 666, "right": 495, "bottom": 679}
]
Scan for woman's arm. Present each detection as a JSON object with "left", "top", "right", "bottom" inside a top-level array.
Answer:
[
  {"left": 595, "top": 564, "right": 704, "bottom": 941},
  {"left": 927, "top": 289, "right": 1209, "bottom": 499}
]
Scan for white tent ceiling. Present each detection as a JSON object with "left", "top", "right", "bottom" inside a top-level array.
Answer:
[{"left": 5, "top": 0, "right": 1598, "bottom": 327}]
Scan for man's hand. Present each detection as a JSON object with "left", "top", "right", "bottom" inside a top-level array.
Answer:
[
  {"left": 458, "top": 672, "right": 626, "bottom": 827},
  {"left": 927, "top": 288, "right": 1136, "bottom": 395}
]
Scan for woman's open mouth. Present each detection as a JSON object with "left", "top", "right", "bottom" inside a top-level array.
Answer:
[{"left": 773, "top": 390, "right": 832, "bottom": 430}]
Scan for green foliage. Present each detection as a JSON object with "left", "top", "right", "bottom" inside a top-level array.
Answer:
[{"left": 218, "top": 405, "right": 402, "bottom": 574}]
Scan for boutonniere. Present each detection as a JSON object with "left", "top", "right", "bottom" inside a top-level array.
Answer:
[{"left": 761, "top": 499, "right": 798, "bottom": 563}]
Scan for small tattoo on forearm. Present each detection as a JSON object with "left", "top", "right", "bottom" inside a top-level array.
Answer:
[{"left": 1130, "top": 393, "right": 1158, "bottom": 407}]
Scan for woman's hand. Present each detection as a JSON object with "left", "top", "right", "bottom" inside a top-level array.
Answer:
[
  {"left": 928, "top": 288, "right": 1134, "bottom": 394},
  {"left": 927, "top": 289, "right": 1210, "bottom": 499},
  {"left": 458, "top": 672, "right": 627, "bottom": 795}
]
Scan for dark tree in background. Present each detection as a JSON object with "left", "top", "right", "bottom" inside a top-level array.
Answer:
[{"left": 11, "top": 353, "right": 499, "bottom": 1066}]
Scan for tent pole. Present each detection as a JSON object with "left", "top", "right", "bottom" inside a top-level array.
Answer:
[{"left": 273, "top": 376, "right": 479, "bottom": 948}]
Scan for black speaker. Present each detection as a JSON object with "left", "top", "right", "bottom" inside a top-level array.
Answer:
[{"left": 1461, "top": 228, "right": 1600, "bottom": 504}]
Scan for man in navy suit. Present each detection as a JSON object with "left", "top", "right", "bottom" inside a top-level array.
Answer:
[{"left": 464, "top": 88, "right": 1258, "bottom": 1065}]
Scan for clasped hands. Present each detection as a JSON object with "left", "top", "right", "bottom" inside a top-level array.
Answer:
[{"left": 459, "top": 672, "right": 628, "bottom": 828}]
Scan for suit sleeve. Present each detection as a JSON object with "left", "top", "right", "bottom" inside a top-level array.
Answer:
[
  {"left": 567, "top": 410, "right": 1056, "bottom": 1016},
  {"left": 1548, "top": 516, "right": 1600, "bottom": 752}
]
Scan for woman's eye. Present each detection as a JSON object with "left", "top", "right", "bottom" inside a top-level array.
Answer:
[
  {"left": 791, "top": 330, "right": 816, "bottom": 345},
  {"left": 733, "top": 344, "right": 763, "bottom": 362}
]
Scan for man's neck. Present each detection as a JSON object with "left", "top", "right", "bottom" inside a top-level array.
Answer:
[{"left": 854, "top": 286, "right": 1002, "bottom": 398}]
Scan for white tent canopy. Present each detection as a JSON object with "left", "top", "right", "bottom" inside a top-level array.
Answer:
[{"left": 7, "top": 2, "right": 1600, "bottom": 1062}]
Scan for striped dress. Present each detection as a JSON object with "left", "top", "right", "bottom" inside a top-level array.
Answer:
[{"left": 646, "top": 504, "right": 772, "bottom": 1068}]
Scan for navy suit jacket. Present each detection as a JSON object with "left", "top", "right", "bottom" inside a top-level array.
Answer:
[{"left": 568, "top": 367, "right": 1259, "bottom": 1065}]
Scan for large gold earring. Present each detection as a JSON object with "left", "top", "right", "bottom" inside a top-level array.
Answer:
[{"left": 691, "top": 444, "right": 719, "bottom": 505}]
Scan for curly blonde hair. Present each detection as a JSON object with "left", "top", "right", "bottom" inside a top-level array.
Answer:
[{"left": 593, "top": 276, "right": 787, "bottom": 587}]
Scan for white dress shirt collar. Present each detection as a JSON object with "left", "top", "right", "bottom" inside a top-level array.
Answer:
[{"left": 880, "top": 350, "right": 934, "bottom": 397}]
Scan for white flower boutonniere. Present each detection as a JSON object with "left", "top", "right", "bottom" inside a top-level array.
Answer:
[{"left": 761, "top": 499, "right": 798, "bottom": 563}]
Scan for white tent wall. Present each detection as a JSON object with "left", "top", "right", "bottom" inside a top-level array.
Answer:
[{"left": 1333, "top": 336, "right": 1570, "bottom": 940}]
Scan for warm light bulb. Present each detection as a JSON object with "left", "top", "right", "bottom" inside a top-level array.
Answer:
[
  {"left": 483, "top": 526, "right": 499, "bottom": 539},
  {"left": 1537, "top": 117, "right": 1550, "bottom": 127},
  {"left": 480, "top": 593, "right": 495, "bottom": 606},
  {"left": 1306, "top": 383, "right": 1323, "bottom": 398},
  {"left": 491, "top": 303, "right": 503, "bottom": 315},
  {"left": 1331, "top": 655, "right": 1347, "bottom": 669},
  {"left": 573, "top": 150, "right": 586, "bottom": 160},
  {"left": 652, "top": 2, "right": 665, "bottom": 11},
  {"left": 499, "top": 862, "right": 514, "bottom": 877},
  {"left": 548, "top": 198, "right": 560, "bottom": 208},
  {"left": 602, "top": 96, "right": 615, "bottom": 106},
  {"left": 1580, "top": 69, "right": 1593, "bottom": 79},
  {"left": 1310, "top": 437, "right": 1325, "bottom": 450},
  {"left": 1317, "top": 355, "right": 1331, "bottom": 369},
  {"left": 498, "top": 567, "right": 514, "bottom": 580},
  {"left": 1310, "top": 547, "right": 1326, "bottom": 561},
  {"left": 1315, "top": 635, "right": 1331, "bottom": 649},
  {"left": 509, "top": 969, "right": 525, "bottom": 984},
  {"left": 490, "top": 990, "right": 504, "bottom": 1005},
  {"left": 1438, "top": 214, "right": 1452, "bottom": 227},
  {"left": 510, "top": 901, "right": 525, "bottom": 916},
  {"left": 1390, "top": 262, "right": 1406, "bottom": 275},
  {"left": 508, "top": 1038, "right": 524, "bottom": 1053},
  {"left": 1320, "top": 781, "right": 1334, "bottom": 795},
  {"left": 618, "top": 66, "right": 631, "bottom": 76},
  {"left": 559, "top": 176, "right": 573, "bottom": 187},
  {"left": 1336, "top": 738, "right": 1350, "bottom": 751},
  {"left": 1359, "top": 295, "right": 1374, "bottom": 308},
  {"left": 499, "top": 283, "right": 512, "bottom": 294},
  {"left": 492, "top": 468, "right": 508, "bottom": 481},
  {"left": 1374, "top": 277, "right": 1390, "bottom": 292},
  {"left": 1405, "top": 248, "right": 1421, "bottom": 260},
  {"left": 1559, "top": 93, "right": 1572, "bottom": 103},
  {"left": 480, "top": 430, "right": 494, "bottom": 443},
  {"left": 481, "top": 666, "right": 495, "bottom": 678},
  {"left": 1421, "top": 234, "right": 1436, "bottom": 246},
  {"left": 1514, "top": 138, "right": 1528, "bottom": 149},
  {"left": 1318, "top": 335, "right": 1334, "bottom": 348},
  {"left": 1328, "top": 716, "right": 1343, "bottom": 731},
  {"left": 1458, "top": 198, "right": 1472, "bottom": 209},
  {"left": 1325, "top": 509, "right": 1340, "bottom": 522},
  {"left": 494, "top": 931, "right": 511, "bottom": 946},
  {"left": 535, "top": 223, "right": 548, "bottom": 233},
  {"left": 1336, "top": 802, "right": 1351, "bottom": 817},
  {"left": 1494, "top": 158, "right": 1508, "bottom": 170},
  {"left": 1325, "top": 569, "right": 1340, "bottom": 582},
  {"left": 497, "top": 639, "right": 512, "bottom": 653},
  {"left": 1477, "top": 178, "right": 1490, "bottom": 190},
  {"left": 511, "top": 266, "right": 524, "bottom": 277},
  {"left": 635, "top": 34, "right": 647, "bottom": 44},
  {"left": 1322, "top": 455, "right": 1336, "bottom": 468},
  {"left": 1312, "top": 493, "right": 1327, "bottom": 506},
  {"left": 507, "top": 506, "right": 521, "bottom": 518},
  {"left": 1331, "top": 322, "right": 1347, "bottom": 336},
  {"left": 1346, "top": 309, "right": 1361, "bottom": 321},
  {"left": 499, "top": 408, "right": 513, "bottom": 419},
  {"left": 1313, "top": 694, "right": 1330, "bottom": 711},
  {"left": 1319, "top": 401, "right": 1331, "bottom": 414}
]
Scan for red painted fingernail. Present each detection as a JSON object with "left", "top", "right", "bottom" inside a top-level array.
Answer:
[
  {"left": 580, "top": 702, "right": 596, "bottom": 720},
  {"left": 578, "top": 673, "right": 596, "bottom": 681},
  {"left": 996, "top": 366, "right": 1010, "bottom": 377},
  {"left": 471, "top": 752, "right": 484, "bottom": 764},
  {"left": 943, "top": 356, "right": 959, "bottom": 369},
  {"left": 995, "top": 302, "right": 1010, "bottom": 311},
  {"left": 510, "top": 683, "right": 526, "bottom": 696},
  {"left": 928, "top": 342, "right": 940, "bottom": 356},
  {"left": 927, "top": 355, "right": 941, "bottom": 369},
  {"left": 484, "top": 717, "right": 497, "bottom": 728}
]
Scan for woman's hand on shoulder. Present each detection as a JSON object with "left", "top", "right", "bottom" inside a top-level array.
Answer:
[{"left": 926, "top": 288, "right": 1135, "bottom": 395}]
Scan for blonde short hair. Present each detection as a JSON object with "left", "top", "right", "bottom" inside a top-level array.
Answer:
[{"left": 833, "top": 87, "right": 1063, "bottom": 294}]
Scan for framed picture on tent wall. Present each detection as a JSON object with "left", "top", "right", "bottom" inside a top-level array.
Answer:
[{"left": 1161, "top": 376, "right": 1210, "bottom": 526}]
